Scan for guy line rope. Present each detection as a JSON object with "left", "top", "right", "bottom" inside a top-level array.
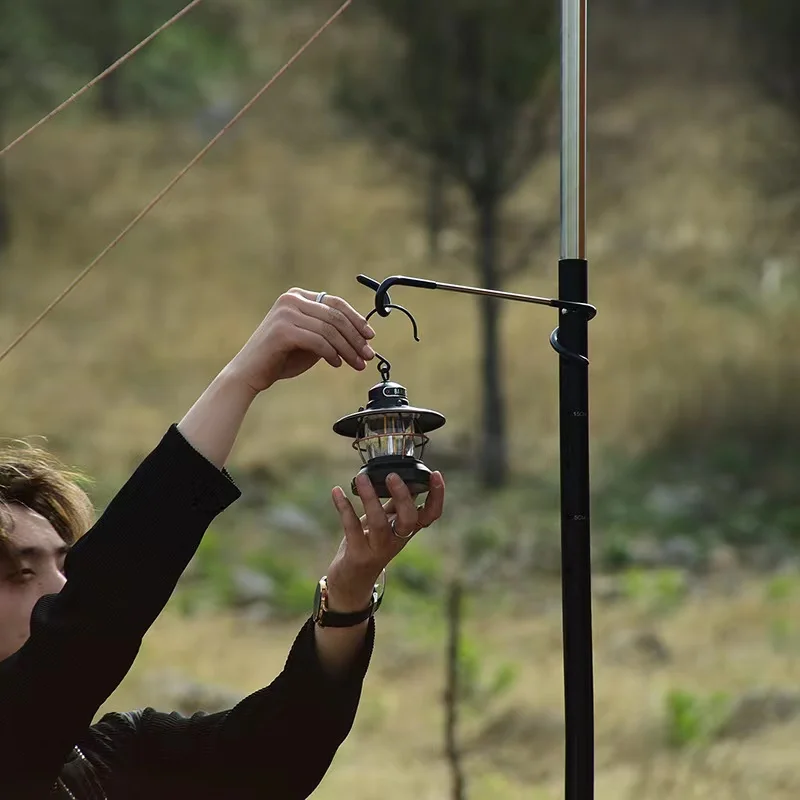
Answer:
[{"left": 0, "top": 0, "right": 353, "bottom": 366}]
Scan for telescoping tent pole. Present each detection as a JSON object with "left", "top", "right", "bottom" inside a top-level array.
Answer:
[
  {"left": 356, "top": 3, "right": 594, "bottom": 793},
  {"left": 557, "top": 0, "right": 594, "bottom": 798}
]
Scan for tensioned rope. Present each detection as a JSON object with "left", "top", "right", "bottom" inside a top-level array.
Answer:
[
  {"left": 0, "top": 0, "right": 205, "bottom": 158},
  {"left": 0, "top": 0, "right": 353, "bottom": 367}
]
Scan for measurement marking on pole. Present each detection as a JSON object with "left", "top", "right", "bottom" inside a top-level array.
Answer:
[
  {"left": 572, "top": 410, "right": 587, "bottom": 417},
  {"left": 567, "top": 514, "right": 589, "bottom": 521}
]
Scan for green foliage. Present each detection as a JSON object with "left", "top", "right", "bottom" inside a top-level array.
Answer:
[
  {"left": 599, "top": 534, "right": 635, "bottom": 571},
  {"left": 269, "top": 471, "right": 341, "bottom": 531},
  {"left": 458, "top": 632, "right": 519, "bottom": 713},
  {"left": 0, "top": 1, "right": 64, "bottom": 112},
  {"left": 764, "top": 574, "right": 800, "bottom": 652},
  {"left": 183, "top": 528, "right": 237, "bottom": 610},
  {"left": 171, "top": 529, "right": 236, "bottom": 616},
  {"left": 191, "top": 529, "right": 234, "bottom": 594},
  {"left": 389, "top": 542, "right": 444, "bottom": 596},
  {"left": 664, "top": 688, "right": 731, "bottom": 748},
  {"left": 243, "top": 548, "right": 311, "bottom": 617},
  {"left": 174, "top": 536, "right": 312, "bottom": 619},
  {"left": 764, "top": 574, "right": 797, "bottom": 602},
  {"left": 28, "top": 0, "right": 247, "bottom": 117},
  {"left": 620, "top": 567, "right": 688, "bottom": 616},
  {"left": 462, "top": 519, "right": 506, "bottom": 563},
  {"left": 597, "top": 356, "right": 800, "bottom": 549}
]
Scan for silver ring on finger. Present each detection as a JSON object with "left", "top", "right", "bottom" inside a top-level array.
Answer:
[
  {"left": 315, "top": 291, "right": 327, "bottom": 304},
  {"left": 391, "top": 517, "right": 415, "bottom": 540}
]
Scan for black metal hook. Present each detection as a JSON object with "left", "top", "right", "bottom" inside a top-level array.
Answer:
[
  {"left": 358, "top": 273, "right": 438, "bottom": 318},
  {"left": 358, "top": 288, "right": 421, "bottom": 383},
  {"left": 364, "top": 303, "right": 420, "bottom": 342}
]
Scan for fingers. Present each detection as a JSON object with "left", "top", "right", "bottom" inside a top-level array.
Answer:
[
  {"left": 356, "top": 473, "right": 438, "bottom": 541},
  {"left": 289, "top": 328, "right": 342, "bottom": 368},
  {"left": 360, "top": 497, "right": 396, "bottom": 525},
  {"left": 385, "top": 473, "right": 419, "bottom": 535},
  {"left": 355, "top": 474, "right": 390, "bottom": 535},
  {"left": 331, "top": 486, "right": 365, "bottom": 545},
  {"left": 288, "top": 287, "right": 374, "bottom": 339},
  {"left": 319, "top": 293, "right": 376, "bottom": 341},
  {"left": 294, "top": 295, "right": 375, "bottom": 372},
  {"left": 417, "top": 471, "right": 445, "bottom": 528}
]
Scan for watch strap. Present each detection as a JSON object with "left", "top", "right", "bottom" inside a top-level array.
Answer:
[{"left": 313, "top": 573, "right": 385, "bottom": 628}]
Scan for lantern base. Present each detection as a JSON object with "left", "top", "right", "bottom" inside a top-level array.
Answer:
[{"left": 351, "top": 456, "right": 433, "bottom": 499}]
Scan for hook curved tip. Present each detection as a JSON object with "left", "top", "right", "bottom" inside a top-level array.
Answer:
[{"left": 356, "top": 274, "right": 380, "bottom": 292}]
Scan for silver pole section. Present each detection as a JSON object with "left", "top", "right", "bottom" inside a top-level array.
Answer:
[{"left": 560, "top": 0, "right": 587, "bottom": 261}]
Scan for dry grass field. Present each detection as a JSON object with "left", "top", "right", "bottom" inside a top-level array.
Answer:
[
  {"left": 99, "top": 576, "right": 800, "bottom": 800},
  {"left": 2, "top": 3, "right": 800, "bottom": 798}
]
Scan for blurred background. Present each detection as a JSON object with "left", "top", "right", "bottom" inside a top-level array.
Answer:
[{"left": 2, "top": 0, "right": 800, "bottom": 797}]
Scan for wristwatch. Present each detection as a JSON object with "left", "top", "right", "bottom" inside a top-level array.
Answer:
[{"left": 312, "top": 571, "right": 385, "bottom": 628}]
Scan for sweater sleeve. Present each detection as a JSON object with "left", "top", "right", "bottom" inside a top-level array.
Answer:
[
  {"left": 83, "top": 617, "right": 374, "bottom": 800},
  {"left": 0, "top": 424, "right": 241, "bottom": 797}
]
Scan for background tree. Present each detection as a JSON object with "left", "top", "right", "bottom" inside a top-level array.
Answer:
[
  {"left": 0, "top": 0, "right": 247, "bottom": 252},
  {"left": 738, "top": 0, "right": 800, "bottom": 197},
  {"left": 37, "top": 0, "right": 247, "bottom": 118},
  {"left": 333, "top": 0, "right": 558, "bottom": 489},
  {"left": 739, "top": 0, "right": 800, "bottom": 109},
  {"left": 0, "top": 0, "right": 61, "bottom": 252}
]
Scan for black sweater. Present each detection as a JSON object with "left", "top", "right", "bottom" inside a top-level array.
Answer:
[{"left": 0, "top": 424, "right": 374, "bottom": 799}]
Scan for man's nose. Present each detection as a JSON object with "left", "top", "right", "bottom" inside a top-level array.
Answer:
[{"left": 45, "top": 569, "right": 67, "bottom": 594}]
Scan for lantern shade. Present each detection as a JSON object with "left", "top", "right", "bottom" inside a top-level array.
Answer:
[
  {"left": 332, "top": 405, "right": 445, "bottom": 438},
  {"left": 333, "top": 379, "right": 446, "bottom": 498}
]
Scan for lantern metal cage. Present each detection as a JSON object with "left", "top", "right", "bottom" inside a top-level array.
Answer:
[{"left": 332, "top": 362, "right": 446, "bottom": 497}]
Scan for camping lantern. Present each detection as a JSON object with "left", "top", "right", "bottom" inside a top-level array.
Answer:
[{"left": 333, "top": 357, "right": 445, "bottom": 499}]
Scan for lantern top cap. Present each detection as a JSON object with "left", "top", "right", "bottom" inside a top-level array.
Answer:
[{"left": 332, "top": 378, "right": 445, "bottom": 439}]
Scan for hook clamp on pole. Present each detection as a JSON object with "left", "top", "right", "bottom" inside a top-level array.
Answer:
[{"left": 356, "top": 273, "right": 596, "bottom": 367}]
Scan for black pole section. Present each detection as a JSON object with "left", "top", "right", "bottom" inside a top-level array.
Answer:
[
  {"left": 356, "top": 269, "right": 597, "bottom": 798},
  {"left": 558, "top": 257, "right": 593, "bottom": 800}
]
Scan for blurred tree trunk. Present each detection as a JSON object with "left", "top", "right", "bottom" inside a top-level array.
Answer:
[
  {"left": 95, "top": 3, "right": 124, "bottom": 119},
  {"left": 475, "top": 193, "right": 507, "bottom": 489},
  {"left": 426, "top": 159, "right": 446, "bottom": 261},
  {"left": 444, "top": 577, "right": 466, "bottom": 800},
  {"left": 97, "top": 54, "right": 124, "bottom": 119},
  {"left": 331, "top": 0, "right": 558, "bottom": 491}
]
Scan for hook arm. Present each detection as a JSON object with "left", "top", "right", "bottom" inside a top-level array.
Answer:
[
  {"left": 358, "top": 273, "right": 596, "bottom": 320},
  {"left": 357, "top": 274, "right": 437, "bottom": 317}
]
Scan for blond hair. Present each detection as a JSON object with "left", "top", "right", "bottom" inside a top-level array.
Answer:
[{"left": 0, "top": 440, "right": 94, "bottom": 566}]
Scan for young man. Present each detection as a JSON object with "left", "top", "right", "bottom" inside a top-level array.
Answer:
[{"left": 0, "top": 288, "right": 445, "bottom": 799}]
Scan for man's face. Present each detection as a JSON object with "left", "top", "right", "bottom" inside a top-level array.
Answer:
[{"left": 0, "top": 505, "right": 68, "bottom": 662}]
